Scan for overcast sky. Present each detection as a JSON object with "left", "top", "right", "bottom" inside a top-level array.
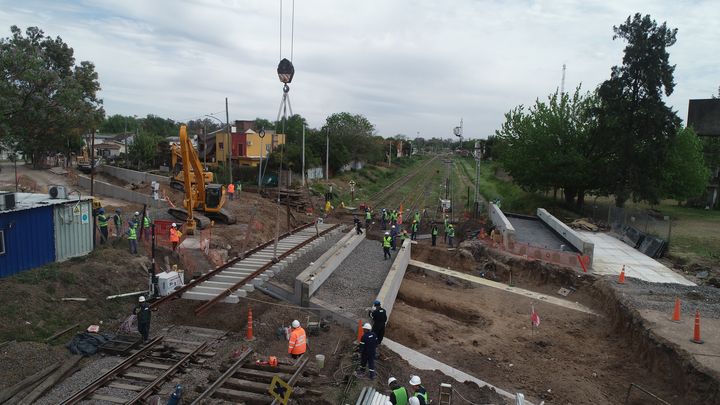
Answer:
[{"left": 1, "top": 0, "right": 718, "bottom": 139}]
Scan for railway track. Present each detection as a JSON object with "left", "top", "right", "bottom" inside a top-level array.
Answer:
[
  {"left": 366, "top": 156, "right": 439, "bottom": 209},
  {"left": 191, "top": 349, "right": 310, "bottom": 404},
  {"left": 59, "top": 326, "right": 225, "bottom": 405},
  {"left": 152, "top": 221, "right": 340, "bottom": 315}
]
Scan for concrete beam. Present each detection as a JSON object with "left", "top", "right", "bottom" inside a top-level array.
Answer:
[
  {"left": 537, "top": 208, "right": 594, "bottom": 266},
  {"left": 375, "top": 238, "right": 411, "bottom": 321},
  {"left": 489, "top": 203, "right": 516, "bottom": 250},
  {"left": 295, "top": 231, "right": 364, "bottom": 306}
]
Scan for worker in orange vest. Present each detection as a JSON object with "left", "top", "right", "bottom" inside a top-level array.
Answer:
[
  {"left": 169, "top": 223, "right": 180, "bottom": 251},
  {"left": 227, "top": 183, "right": 235, "bottom": 200},
  {"left": 288, "top": 320, "right": 307, "bottom": 359}
]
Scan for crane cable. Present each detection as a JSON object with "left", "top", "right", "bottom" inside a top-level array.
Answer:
[{"left": 279, "top": 0, "right": 295, "bottom": 62}]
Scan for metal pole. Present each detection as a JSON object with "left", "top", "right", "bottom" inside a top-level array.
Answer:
[
  {"left": 325, "top": 126, "right": 329, "bottom": 181},
  {"left": 90, "top": 129, "right": 95, "bottom": 196},
  {"left": 258, "top": 137, "right": 263, "bottom": 189},
  {"left": 226, "top": 97, "right": 232, "bottom": 184},
  {"left": 124, "top": 118, "right": 128, "bottom": 169},
  {"left": 13, "top": 154, "right": 18, "bottom": 192},
  {"left": 203, "top": 124, "right": 207, "bottom": 169},
  {"left": 302, "top": 124, "right": 305, "bottom": 186}
]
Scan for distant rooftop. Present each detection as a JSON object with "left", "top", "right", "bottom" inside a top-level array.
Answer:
[{"left": 0, "top": 192, "right": 93, "bottom": 214}]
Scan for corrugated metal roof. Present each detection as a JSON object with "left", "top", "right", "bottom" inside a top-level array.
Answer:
[{"left": 0, "top": 192, "right": 94, "bottom": 214}]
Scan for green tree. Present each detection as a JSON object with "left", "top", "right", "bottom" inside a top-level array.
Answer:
[
  {"left": 495, "top": 87, "right": 600, "bottom": 207},
  {"left": 0, "top": 26, "right": 104, "bottom": 166},
  {"left": 595, "top": 14, "right": 681, "bottom": 206},
  {"left": 661, "top": 127, "right": 710, "bottom": 203},
  {"left": 129, "top": 132, "right": 163, "bottom": 169},
  {"left": 253, "top": 118, "right": 275, "bottom": 132}
]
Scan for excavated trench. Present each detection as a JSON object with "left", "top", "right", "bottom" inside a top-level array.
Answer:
[{"left": 448, "top": 241, "right": 720, "bottom": 404}]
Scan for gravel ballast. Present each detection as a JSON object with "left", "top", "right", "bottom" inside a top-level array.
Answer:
[
  {"left": 313, "top": 238, "right": 395, "bottom": 319},
  {"left": 35, "top": 355, "right": 123, "bottom": 405}
]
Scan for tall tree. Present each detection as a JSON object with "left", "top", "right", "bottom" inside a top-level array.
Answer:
[
  {"left": 495, "top": 87, "right": 600, "bottom": 207},
  {"left": 595, "top": 14, "right": 681, "bottom": 206},
  {"left": 0, "top": 26, "right": 104, "bottom": 166},
  {"left": 661, "top": 127, "right": 710, "bottom": 203}
]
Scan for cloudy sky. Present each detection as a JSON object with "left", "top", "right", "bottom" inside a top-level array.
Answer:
[{"left": 1, "top": 0, "right": 718, "bottom": 139}]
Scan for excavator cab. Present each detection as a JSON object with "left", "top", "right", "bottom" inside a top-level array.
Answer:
[{"left": 205, "top": 184, "right": 224, "bottom": 209}]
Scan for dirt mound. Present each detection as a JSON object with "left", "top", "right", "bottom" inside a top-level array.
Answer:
[{"left": 397, "top": 280, "right": 488, "bottom": 326}]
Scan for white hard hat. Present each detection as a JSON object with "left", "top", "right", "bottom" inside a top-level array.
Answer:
[
  {"left": 388, "top": 377, "right": 397, "bottom": 385},
  {"left": 385, "top": 231, "right": 390, "bottom": 235},
  {"left": 363, "top": 323, "right": 372, "bottom": 330},
  {"left": 172, "top": 223, "right": 177, "bottom": 227},
  {"left": 138, "top": 296, "right": 145, "bottom": 303},
  {"left": 134, "top": 211, "right": 140, "bottom": 216},
  {"left": 409, "top": 397, "right": 420, "bottom": 405},
  {"left": 391, "top": 225, "right": 395, "bottom": 228},
  {"left": 409, "top": 375, "right": 421, "bottom": 385},
  {"left": 291, "top": 320, "right": 300, "bottom": 328}
]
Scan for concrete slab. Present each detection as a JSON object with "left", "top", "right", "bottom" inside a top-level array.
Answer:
[
  {"left": 382, "top": 338, "right": 523, "bottom": 403},
  {"left": 408, "top": 260, "right": 598, "bottom": 315},
  {"left": 579, "top": 232, "right": 694, "bottom": 285},
  {"left": 183, "top": 290, "right": 244, "bottom": 303},
  {"left": 507, "top": 214, "right": 571, "bottom": 251}
]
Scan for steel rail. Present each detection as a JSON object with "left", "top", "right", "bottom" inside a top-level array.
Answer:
[
  {"left": 367, "top": 156, "right": 438, "bottom": 208},
  {"left": 270, "top": 354, "right": 310, "bottom": 405},
  {"left": 126, "top": 340, "right": 210, "bottom": 404},
  {"left": 194, "top": 223, "right": 341, "bottom": 315},
  {"left": 59, "top": 336, "right": 164, "bottom": 405},
  {"left": 151, "top": 222, "right": 316, "bottom": 309},
  {"left": 190, "top": 348, "right": 253, "bottom": 404}
]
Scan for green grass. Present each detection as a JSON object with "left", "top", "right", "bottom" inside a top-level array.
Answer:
[{"left": 330, "top": 156, "right": 427, "bottom": 205}]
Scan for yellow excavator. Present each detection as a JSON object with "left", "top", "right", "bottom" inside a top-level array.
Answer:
[
  {"left": 169, "top": 143, "right": 214, "bottom": 191},
  {"left": 168, "top": 125, "right": 236, "bottom": 233}
]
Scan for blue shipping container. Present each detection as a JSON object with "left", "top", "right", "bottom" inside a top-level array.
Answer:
[{"left": 0, "top": 205, "right": 56, "bottom": 277}]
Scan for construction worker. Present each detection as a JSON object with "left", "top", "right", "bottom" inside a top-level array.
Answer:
[
  {"left": 413, "top": 211, "right": 420, "bottom": 227},
  {"left": 409, "top": 376, "right": 428, "bottom": 405},
  {"left": 400, "top": 230, "right": 408, "bottom": 245},
  {"left": 390, "top": 225, "right": 398, "bottom": 251},
  {"left": 382, "top": 232, "right": 392, "bottom": 260},
  {"left": 443, "top": 215, "right": 449, "bottom": 243},
  {"left": 448, "top": 224, "right": 455, "bottom": 248},
  {"left": 390, "top": 209, "right": 398, "bottom": 226},
  {"left": 365, "top": 207, "right": 372, "bottom": 228},
  {"left": 388, "top": 377, "right": 409, "bottom": 405},
  {"left": 369, "top": 300, "right": 387, "bottom": 345},
  {"left": 356, "top": 323, "right": 377, "bottom": 379},
  {"left": 112, "top": 209, "right": 122, "bottom": 240},
  {"left": 133, "top": 296, "right": 152, "bottom": 343},
  {"left": 169, "top": 223, "right": 180, "bottom": 251},
  {"left": 410, "top": 220, "right": 418, "bottom": 241},
  {"left": 97, "top": 208, "right": 108, "bottom": 244},
  {"left": 127, "top": 220, "right": 138, "bottom": 254},
  {"left": 431, "top": 222, "right": 438, "bottom": 246},
  {"left": 142, "top": 212, "right": 151, "bottom": 240},
  {"left": 288, "top": 320, "right": 307, "bottom": 359},
  {"left": 227, "top": 182, "right": 235, "bottom": 200},
  {"left": 354, "top": 215, "right": 363, "bottom": 235},
  {"left": 381, "top": 208, "right": 388, "bottom": 230}
]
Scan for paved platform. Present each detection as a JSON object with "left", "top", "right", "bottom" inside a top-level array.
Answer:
[
  {"left": 507, "top": 214, "right": 575, "bottom": 251},
  {"left": 579, "top": 231, "right": 694, "bottom": 286}
]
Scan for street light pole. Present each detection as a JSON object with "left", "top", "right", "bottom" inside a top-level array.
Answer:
[
  {"left": 302, "top": 124, "right": 305, "bottom": 186},
  {"left": 325, "top": 126, "right": 329, "bottom": 182}
]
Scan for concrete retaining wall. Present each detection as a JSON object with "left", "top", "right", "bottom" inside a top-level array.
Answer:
[
  {"left": 489, "top": 203, "right": 516, "bottom": 250},
  {"left": 100, "top": 165, "right": 169, "bottom": 185},
  {"left": 78, "top": 175, "right": 155, "bottom": 206},
  {"left": 375, "top": 238, "right": 411, "bottom": 321},
  {"left": 295, "top": 230, "right": 365, "bottom": 306},
  {"left": 537, "top": 208, "right": 594, "bottom": 265}
]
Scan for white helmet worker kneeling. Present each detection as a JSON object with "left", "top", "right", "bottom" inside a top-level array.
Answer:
[
  {"left": 288, "top": 320, "right": 307, "bottom": 359},
  {"left": 409, "top": 375, "right": 428, "bottom": 404}
]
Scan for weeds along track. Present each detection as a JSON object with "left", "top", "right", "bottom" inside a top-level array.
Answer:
[
  {"left": 452, "top": 157, "right": 478, "bottom": 214},
  {"left": 367, "top": 156, "right": 439, "bottom": 209}
]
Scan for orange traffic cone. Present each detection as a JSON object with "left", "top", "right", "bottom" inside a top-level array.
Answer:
[
  {"left": 618, "top": 265, "right": 626, "bottom": 284},
  {"left": 691, "top": 309, "right": 704, "bottom": 344},
  {"left": 671, "top": 298, "right": 681, "bottom": 322},
  {"left": 245, "top": 307, "right": 255, "bottom": 341},
  {"left": 357, "top": 319, "right": 363, "bottom": 342}
]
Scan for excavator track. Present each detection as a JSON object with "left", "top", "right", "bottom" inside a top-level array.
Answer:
[
  {"left": 167, "top": 208, "right": 211, "bottom": 229},
  {"left": 206, "top": 208, "right": 237, "bottom": 224}
]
